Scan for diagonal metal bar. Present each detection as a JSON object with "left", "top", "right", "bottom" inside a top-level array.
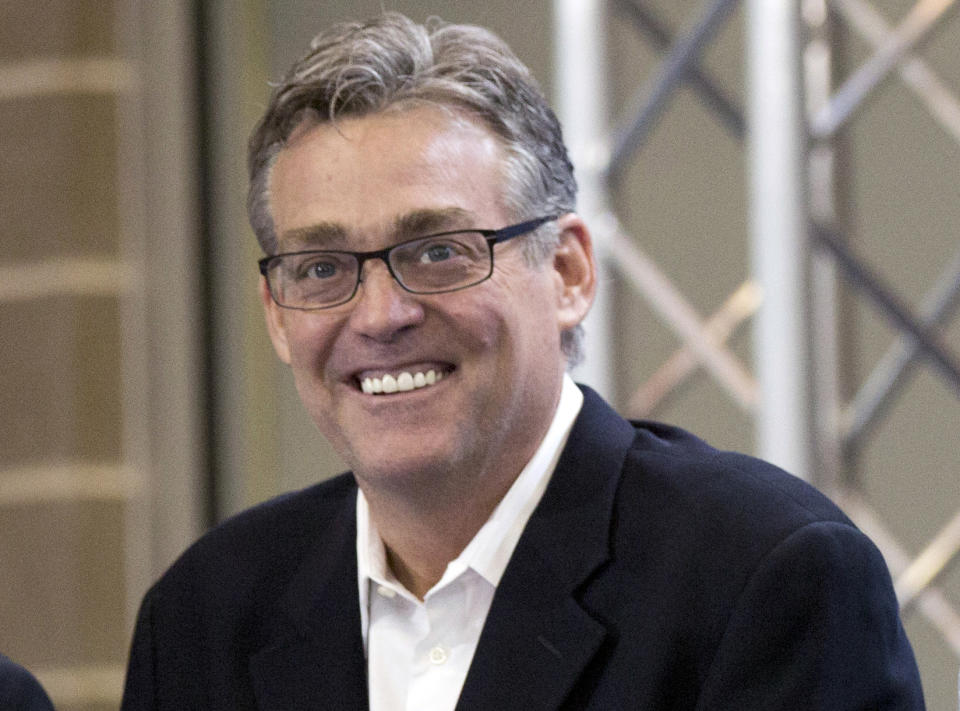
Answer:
[
  {"left": 606, "top": 0, "right": 740, "bottom": 183},
  {"left": 814, "top": 226, "right": 960, "bottom": 396},
  {"left": 897, "top": 509, "right": 960, "bottom": 612},
  {"left": 830, "top": 0, "right": 960, "bottom": 148},
  {"left": 628, "top": 280, "right": 760, "bottom": 416},
  {"left": 615, "top": 0, "right": 745, "bottom": 140},
  {"left": 605, "top": 221, "right": 758, "bottom": 411},
  {"left": 810, "top": 0, "right": 959, "bottom": 138},
  {"left": 843, "top": 246, "right": 960, "bottom": 451},
  {"left": 841, "top": 492, "right": 960, "bottom": 655}
]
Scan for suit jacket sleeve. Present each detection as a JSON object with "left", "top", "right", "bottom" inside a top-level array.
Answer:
[
  {"left": 122, "top": 585, "right": 158, "bottom": 711},
  {"left": 0, "top": 655, "right": 56, "bottom": 711},
  {"left": 695, "top": 521, "right": 924, "bottom": 710}
]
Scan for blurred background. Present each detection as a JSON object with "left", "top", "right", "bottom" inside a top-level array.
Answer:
[{"left": 1, "top": 1, "right": 958, "bottom": 708}]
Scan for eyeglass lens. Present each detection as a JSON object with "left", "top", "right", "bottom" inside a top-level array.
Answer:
[{"left": 267, "top": 230, "right": 493, "bottom": 308}]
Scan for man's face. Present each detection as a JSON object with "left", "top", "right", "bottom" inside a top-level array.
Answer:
[{"left": 262, "top": 106, "right": 590, "bottom": 495}]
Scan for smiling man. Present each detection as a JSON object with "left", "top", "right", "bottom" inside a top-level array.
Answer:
[
  {"left": 121, "top": 12, "right": 924, "bottom": 711},
  {"left": 263, "top": 109, "right": 585, "bottom": 574}
]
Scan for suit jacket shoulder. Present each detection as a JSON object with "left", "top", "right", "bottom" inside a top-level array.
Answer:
[
  {"left": 613, "top": 415, "right": 855, "bottom": 577},
  {"left": 122, "top": 472, "right": 367, "bottom": 710},
  {"left": 457, "top": 386, "right": 924, "bottom": 710},
  {"left": 170, "top": 470, "right": 358, "bottom": 578}
]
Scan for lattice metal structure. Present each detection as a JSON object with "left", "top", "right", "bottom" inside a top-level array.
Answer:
[{"left": 555, "top": 0, "right": 960, "bottom": 692}]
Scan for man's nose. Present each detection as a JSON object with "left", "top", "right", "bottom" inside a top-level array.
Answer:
[{"left": 347, "top": 259, "right": 425, "bottom": 340}]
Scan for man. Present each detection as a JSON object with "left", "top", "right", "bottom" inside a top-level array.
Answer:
[
  {"left": 122, "top": 12, "right": 924, "bottom": 710},
  {"left": 0, "top": 654, "right": 55, "bottom": 711}
]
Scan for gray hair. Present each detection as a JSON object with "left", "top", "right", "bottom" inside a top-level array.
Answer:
[{"left": 247, "top": 12, "right": 584, "bottom": 365}]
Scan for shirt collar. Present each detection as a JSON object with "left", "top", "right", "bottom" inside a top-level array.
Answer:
[
  {"left": 457, "top": 373, "right": 583, "bottom": 586},
  {"left": 357, "top": 374, "right": 583, "bottom": 605}
]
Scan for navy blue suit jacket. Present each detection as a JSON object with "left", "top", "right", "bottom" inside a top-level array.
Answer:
[
  {"left": 0, "top": 655, "right": 55, "bottom": 711},
  {"left": 122, "top": 386, "right": 924, "bottom": 709}
]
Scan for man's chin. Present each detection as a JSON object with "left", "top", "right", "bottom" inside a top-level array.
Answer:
[{"left": 348, "top": 442, "right": 468, "bottom": 490}]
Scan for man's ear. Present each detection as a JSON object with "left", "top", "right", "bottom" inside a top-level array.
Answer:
[
  {"left": 552, "top": 213, "right": 597, "bottom": 331},
  {"left": 260, "top": 276, "right": 292, "bottom": 364}
]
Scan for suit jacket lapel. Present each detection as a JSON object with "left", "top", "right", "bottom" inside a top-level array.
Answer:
[
  {"left": 248, "top": 493, "right": 369, "bottom": 711},
  {"left": 456, "top": 387, "right": 636, "bottom": 711}
]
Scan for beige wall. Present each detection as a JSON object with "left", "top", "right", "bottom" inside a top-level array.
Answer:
[{"left": 0, "top": 2, "right": 204, "bottom": 708}]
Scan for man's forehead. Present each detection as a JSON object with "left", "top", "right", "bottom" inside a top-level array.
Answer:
[
  {"left": 277, "top": 206, "right": 477, "bottom": 249},
  {"left": 269, "top": 105, "right": 511, "bottom": 252},
  {"left": 283, "top": 103, "right": 493, "bottom": 148}
]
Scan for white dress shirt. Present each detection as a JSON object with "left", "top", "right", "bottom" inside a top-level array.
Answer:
[{"left": 357, "top": 374, "right": 584, "bottom": 711}]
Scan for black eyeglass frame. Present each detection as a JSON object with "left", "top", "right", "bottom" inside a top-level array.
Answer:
[{"left": 258, "top": 214, "right": 559, "bottom": 310}]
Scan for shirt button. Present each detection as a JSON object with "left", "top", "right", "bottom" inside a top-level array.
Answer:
[
  {"left": 376, "top": 585, "right": 396, "bottom": 598},
  {"left": 429, "top": 646, "right": 448, "bottom": 665}
]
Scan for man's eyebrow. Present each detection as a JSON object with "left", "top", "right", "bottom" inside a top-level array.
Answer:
[
  {"left": 279, "top": 222, "right": 349, "bottom": 249},
  {"left": 394, "top": 207, "right": 475, "bottom": 238},
  {"left": 278, "top": 208, "right": 476, "bottom": 251}
]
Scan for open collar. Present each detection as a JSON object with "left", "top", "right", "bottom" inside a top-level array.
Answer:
[{"left": 246, "top": 385, "right": 636, "bottom": 711}]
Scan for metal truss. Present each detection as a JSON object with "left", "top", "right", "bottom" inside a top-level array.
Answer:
[{"left": 554, "top": 0, "right": 960, "bottom": 659}]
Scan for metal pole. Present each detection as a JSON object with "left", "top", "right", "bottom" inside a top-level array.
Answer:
[
  {"left": 746, "top": 0, "right": 814, "bottom": 478},
  {"left": 555, "top": 0, "right": 615, "bottom": 399},
  {"left": 804, "top": 0, "right": 844, "bottom": 493}
]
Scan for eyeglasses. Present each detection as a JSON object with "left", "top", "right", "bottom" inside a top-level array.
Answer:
[{"left": 259, "top": 215, "right": 558, "bottom": 310}]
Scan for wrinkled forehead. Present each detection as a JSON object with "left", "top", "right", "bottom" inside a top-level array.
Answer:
[
  {"left": 268, "top": 106, "right": 514, "bottom": 251},
  {"left": 272, "top": 102, "right": 513, "bottom": 216}
]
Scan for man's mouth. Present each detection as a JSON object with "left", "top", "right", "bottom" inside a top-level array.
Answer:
[{"left": 357, "top": 367, "right": 451, "bottom": 395}]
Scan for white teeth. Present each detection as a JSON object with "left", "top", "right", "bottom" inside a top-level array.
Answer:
[
  {"left": 361, "top": 377, "right": 382, "bottom": 394},
  {"left": 382, "top": 374, "right": 398, "bottom": 393},
  {"left": 360, "top": 369, "right": 445, "bottom": 395}
]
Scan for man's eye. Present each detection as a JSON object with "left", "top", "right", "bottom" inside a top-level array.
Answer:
[
  {"left": 300, "top": 260, "right": 339, "bottom": 279},
  {"left": 418, "top": 242, "right": 458, "bottom": 264}
]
